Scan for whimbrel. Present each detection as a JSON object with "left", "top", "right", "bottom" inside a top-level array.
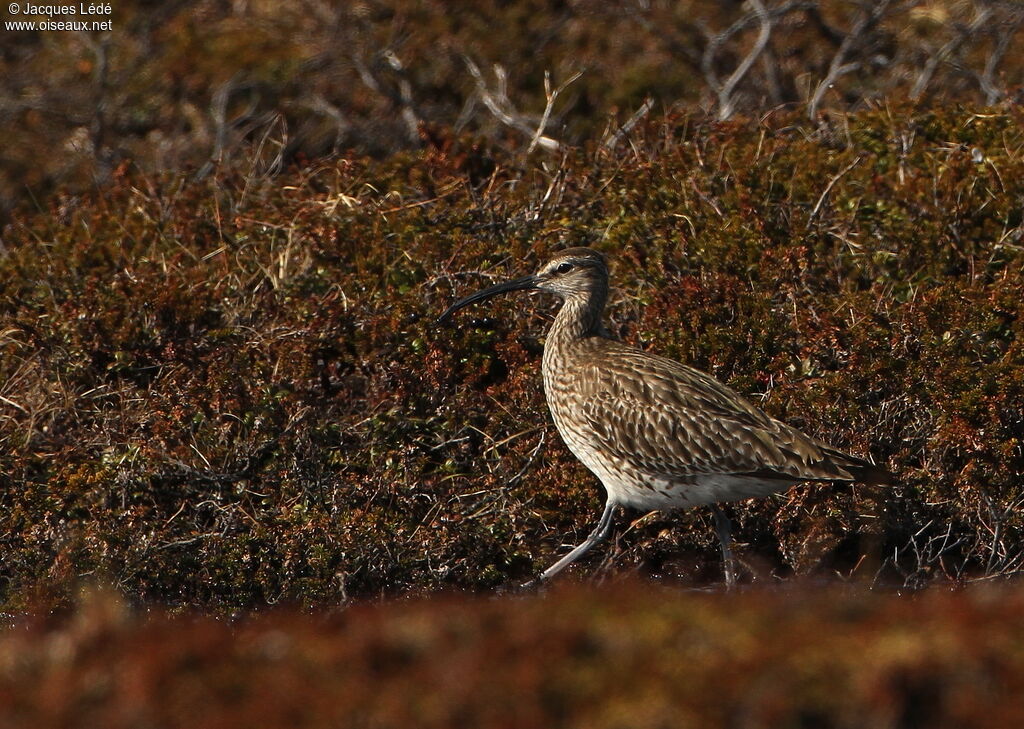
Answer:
[{"left": 439, "top": 248, "right": 892, "bottom": 585}]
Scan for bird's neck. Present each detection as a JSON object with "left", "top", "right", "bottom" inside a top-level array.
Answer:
[{"left": 549, "top": 290, "right": 608, "bottom": 346}]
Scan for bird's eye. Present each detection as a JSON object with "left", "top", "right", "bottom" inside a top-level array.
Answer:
[{"left": 556, "top": 262, "right": 573, "bottom": 274}]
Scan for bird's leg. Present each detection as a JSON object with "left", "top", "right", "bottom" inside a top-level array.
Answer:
[
  {"left": 711, "top": 505, "right": 736, "bottom": 588},
  {"left": 527, "top": 499, "right": 617, "bottom": 586}
]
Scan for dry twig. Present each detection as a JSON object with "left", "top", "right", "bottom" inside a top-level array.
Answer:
[
  {"left": 716, "top": 0, "right": 772, "bottom": 120},
  {"left": 910, "top": 6, "right": 994, "bottom": 100},
  {"left": 701, "top": 0, "right": 816, "bottom": 120},
  {"left": 602, "top": 97, "right": 656, "bottom": 150},
  {"left": 807, "top": 156, "right": 863, "bottom": 227},
  {"left": 807, "top": 0, "right": 894, "bottom": 119},
  {"left": 465, "top": 57, "right": 581, "bottom": 151}
]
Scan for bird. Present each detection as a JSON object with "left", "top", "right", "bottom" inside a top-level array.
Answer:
[{"left": 438, "top": 248, "right": 893, "bottom": 585}]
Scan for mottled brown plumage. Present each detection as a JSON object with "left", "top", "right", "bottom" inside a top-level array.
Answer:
[{"left": 439, "top": 247, "right": 892, "bottom": 584}]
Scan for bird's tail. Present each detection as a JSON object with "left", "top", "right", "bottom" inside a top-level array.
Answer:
[{"left": 826, "top": 448, "right": 897, "bottom": 485}]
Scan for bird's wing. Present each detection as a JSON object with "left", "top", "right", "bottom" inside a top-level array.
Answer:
[{"left": 573, "top": 342, "right": 856, "bottom": 482}]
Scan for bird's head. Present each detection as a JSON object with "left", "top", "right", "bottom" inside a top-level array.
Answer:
[{"left": 437, "top": 248, "right": 608, "bottom": 324}]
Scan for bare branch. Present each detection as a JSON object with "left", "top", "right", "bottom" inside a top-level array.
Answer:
[
  {"left": 977, "top": 9, "right": 1024, "bottom": 104},
  {"left": 807, "top": 0, "right": 894, "bottom": 119},
  {"left": 353, "top": 50, "right": 421, "bottom": 145},
  {"left": 910, "top": 6, "right": 994, "bottom": 101},
  {"left": 807, "top": 156, "right": 863, "bottom": 228},
  {"left": 528, "top": 69, "right": 584, "bottom": 153},
  {"left": 717, "top": 0, "right": 772, "bottom": 120},
  {"left": 602, "top": 97, "right": 656, "bottom": 150},
  {"left": 383, "top": 50, "right": 422, "bottom": 142},
  {"left": 465, "top": 56, "right": 579, "bottom": 151},
  {"left": 700, "top": 1, "right": 816, "bottom": 120}
]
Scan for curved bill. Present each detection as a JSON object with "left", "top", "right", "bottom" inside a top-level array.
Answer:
[{"left": 437, "top": 274, "right": 539, "bottom": 324}]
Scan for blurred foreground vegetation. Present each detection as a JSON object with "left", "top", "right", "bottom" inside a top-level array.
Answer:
[{"left": 4, "top": 582, "right": 1024, "bottom": 728}]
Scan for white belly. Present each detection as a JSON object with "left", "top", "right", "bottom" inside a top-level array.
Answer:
[{"left": 608, "top": 472, "right": 797, "bottom": 510}]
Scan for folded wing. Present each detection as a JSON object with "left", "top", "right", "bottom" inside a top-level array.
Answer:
[{"left": 573, "top": 341, "right": 890, "bottom": 484}]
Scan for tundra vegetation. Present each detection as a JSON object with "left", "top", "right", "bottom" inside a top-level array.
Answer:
[{"left": 2, "top": 1, "right": 1024, "bottom": 725}]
